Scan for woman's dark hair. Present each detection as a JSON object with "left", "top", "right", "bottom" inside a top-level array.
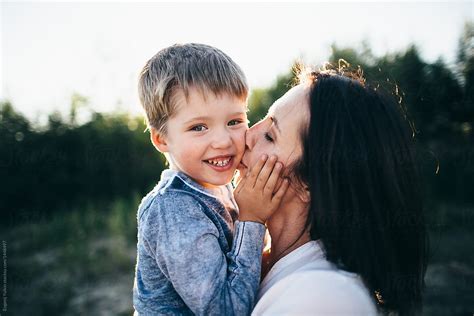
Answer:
[{"left": 293, "top": 66, "right": 428, "bottom": 315}]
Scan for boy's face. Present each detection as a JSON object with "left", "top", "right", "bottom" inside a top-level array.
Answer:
[{"left": 154, "top": 87, "right": 248, "bottom": 188}]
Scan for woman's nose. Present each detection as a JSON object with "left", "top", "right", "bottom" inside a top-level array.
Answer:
[{"left": 245, "top": 124, "right": 257, "bottom": 150}]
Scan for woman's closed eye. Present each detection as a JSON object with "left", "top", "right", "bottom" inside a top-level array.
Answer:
[{"left": 264, "top": 132, "right": 274, "bottom": 142}]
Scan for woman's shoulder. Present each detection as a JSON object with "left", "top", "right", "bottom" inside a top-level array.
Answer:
[{"left": 253, "top": 269, "right": 377, "bottom": 315}]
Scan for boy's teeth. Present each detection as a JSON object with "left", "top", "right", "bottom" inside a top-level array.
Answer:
[{"left": 207, "top": 157, "right": 231, "bottom": 166}]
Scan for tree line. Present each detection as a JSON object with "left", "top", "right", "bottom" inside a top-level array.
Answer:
[{"left": 1, "top": 23, "right": 472, "bottom": 224}]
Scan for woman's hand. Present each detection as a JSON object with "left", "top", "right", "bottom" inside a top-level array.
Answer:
[{"left": 234, "top": 155, "right": 289, "bottom": 224}]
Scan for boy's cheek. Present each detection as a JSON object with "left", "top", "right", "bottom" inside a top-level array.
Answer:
[{"left": 235, "top": 129, "right": 247, "bottom": 152}]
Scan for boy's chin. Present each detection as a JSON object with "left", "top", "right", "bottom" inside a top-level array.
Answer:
[{"left": 200, "top": 175, "right": 235, "bottom": 188}]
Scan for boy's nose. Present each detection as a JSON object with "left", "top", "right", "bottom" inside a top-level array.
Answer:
[{"left": 211, "top": 130, "right": 232, "bottom": 149}]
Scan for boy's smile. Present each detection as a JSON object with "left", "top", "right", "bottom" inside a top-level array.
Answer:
[
  {"left": 151, "top": 86, "right": 248, "bottom": 188},
  {"left": 204, "top": 155, "right": 234, "bottom": 170}
]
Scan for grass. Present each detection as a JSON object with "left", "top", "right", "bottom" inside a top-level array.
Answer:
[
  {"left": 2, "top": 195, "right": 140, "bottom": 315},
  {"left": 1, "top": 199, "right": 473, "bottom": 315}
]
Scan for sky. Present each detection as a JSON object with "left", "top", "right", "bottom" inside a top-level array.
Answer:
[{"left": 1, "top": 1, "right": 473, "bottom": 123}]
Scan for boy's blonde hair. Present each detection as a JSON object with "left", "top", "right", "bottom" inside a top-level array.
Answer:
[{"left": 138, "top": 43, "right": 248, "bottom": 134}]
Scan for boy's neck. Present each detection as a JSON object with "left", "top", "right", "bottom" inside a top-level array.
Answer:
[{"left": 168, "top": 165, "right": 221, "bottom": 189}]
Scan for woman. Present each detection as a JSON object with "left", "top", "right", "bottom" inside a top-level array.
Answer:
[{"left": 236, "top": 67, "right": 427, "bottom": 315}]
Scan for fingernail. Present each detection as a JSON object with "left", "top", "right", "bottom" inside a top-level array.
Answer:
[
  {"left": 261, "top": 154, "right": 268, "bottom": 161},
  {"left": 275, "top": 162, "right": 282, "bottom": 169}
]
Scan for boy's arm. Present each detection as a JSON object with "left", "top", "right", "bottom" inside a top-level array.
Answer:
[{"left": 147, "top": 194, "right": 265, "bottom": 316}]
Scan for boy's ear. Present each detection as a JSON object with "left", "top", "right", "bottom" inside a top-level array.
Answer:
[{"left": 150, "top": 127, "right": 169, "bottom": 153}]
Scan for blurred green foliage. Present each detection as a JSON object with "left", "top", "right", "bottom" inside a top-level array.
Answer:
[{"left": 0, "top": 102, "right": 166, "bottom": 225}]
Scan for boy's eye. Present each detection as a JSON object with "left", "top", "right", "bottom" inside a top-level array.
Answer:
[
  {"left": 264, "top": 132, "right": 274, "bottom": 142},
  {"left": 228, "top": 119, "right": 243, "bottom": 126},
  {"left": 190, "top": 124, "right": 207, "bottom": 132}
]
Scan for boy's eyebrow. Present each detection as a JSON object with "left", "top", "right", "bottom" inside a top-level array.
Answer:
[
  {"left": 184, "top": 116, "right": 210, "bottom": 125},
  {"left": 230, "top": 111, "right": 247, "bottom": 117}
]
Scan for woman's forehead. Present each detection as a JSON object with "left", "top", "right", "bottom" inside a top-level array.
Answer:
[{"left": 270, "top": 85, "right": 309, "bottom": 118}]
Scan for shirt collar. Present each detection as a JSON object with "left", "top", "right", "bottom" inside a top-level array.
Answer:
[{"left": 258, "top": 240, "right": 330, "bottom": 299}]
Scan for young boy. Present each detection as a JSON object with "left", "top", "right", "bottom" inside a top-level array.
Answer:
[{"left": 133, "top": 43, "right": 288, "bottom": 315}]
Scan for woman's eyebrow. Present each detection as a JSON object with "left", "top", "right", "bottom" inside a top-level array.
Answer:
[{"left": 270, "top": 116, "right": 281, "bottom": 134}]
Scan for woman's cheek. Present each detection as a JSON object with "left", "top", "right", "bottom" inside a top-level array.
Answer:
[{"left": 254, "top": 141, "right": 271, "bottom": 165}]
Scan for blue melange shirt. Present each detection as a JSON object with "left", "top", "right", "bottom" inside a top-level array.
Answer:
[{"left": 133, "top": 169, "right": 266, "bottom": 315}]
